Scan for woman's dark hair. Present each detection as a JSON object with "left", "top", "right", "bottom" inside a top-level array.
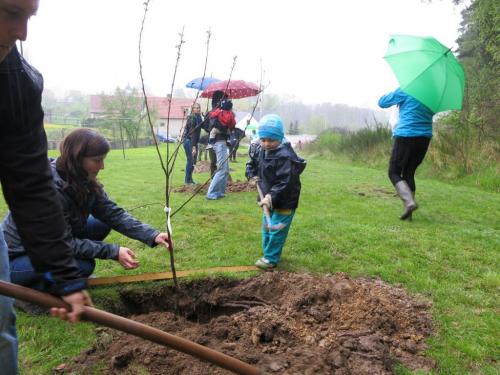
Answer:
[{"left": 56, "top": 128, "right": 110, "bottom": 210}]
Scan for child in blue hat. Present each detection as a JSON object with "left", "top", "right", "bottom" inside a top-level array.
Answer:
[{"left": 246, "top": 114, "right": 307, "bottom": 270}]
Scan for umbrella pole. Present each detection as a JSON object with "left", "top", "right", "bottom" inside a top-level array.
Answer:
[{"left": 0, "top": 281, "right": 260, "bottom": 375}]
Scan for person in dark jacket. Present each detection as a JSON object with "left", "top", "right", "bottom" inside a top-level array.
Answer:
[
  {"left": 3, "top": 128, "right": 170, "bottom": 290},
  {"left": 378, "top": 88, "right": 435, "bottom": 220},
  {"left": 0, "top": 1, "right": 91, "bottom": 373},
  {"left": 246, "top": 114, "right": 306, "bottom": 270},
  {"left": 197, "top": 134, "right": 209, "bottom": 163},
  {"left": 229, "top": 128, "right": 245, "bottom": 162},
  {"left": 182, "top": 103, "right": 203, "bottom": 184}
]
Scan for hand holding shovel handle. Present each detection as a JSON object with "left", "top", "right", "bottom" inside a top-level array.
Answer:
[
  {"left": 256, "top": 181, "right": 273, "bottom": 227},
  {"left": 0, "top": 281, "right": 260, "bottom": 375},
  {"left": 255, "top": 180, "right": 285, "bottom": 231}
]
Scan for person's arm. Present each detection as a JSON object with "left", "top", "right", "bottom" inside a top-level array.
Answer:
[
  {"left": 378, "top": 88, "right": 406, "bottom": 108},
  {"left": 91, "top": 192, "right": 160, "bottom": 247},
  {"left": 0, "top": 122, "right": 86, "bottom": 297}
]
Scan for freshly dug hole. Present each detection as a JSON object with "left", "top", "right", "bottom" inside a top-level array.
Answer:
[{"left": 71, "top": 272, "right": 435, "bottom": 374}]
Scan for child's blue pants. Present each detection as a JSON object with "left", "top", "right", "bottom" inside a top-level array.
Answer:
[{"left": 261, "top": 208, "right": 295, "bottom": 265}]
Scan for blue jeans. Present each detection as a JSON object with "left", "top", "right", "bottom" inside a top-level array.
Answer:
[
  {"left": 206, "top": 141, "right": 229, "bottom": 199},
  {"left": 183, "top": 139, "right": 195, "bottom": 184},
  {"left": 261, "top": 209, "right": 295, "bottom": 265},
  {"left": 0, "top": 229, "right": 18, "bottom": 375},
  {"left": 9, "top": 216, "right": 110, "bottom": 291}
]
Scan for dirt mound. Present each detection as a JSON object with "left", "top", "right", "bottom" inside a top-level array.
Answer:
[
  {"left": 353, "top": 184, "right": 398, "bottom": 198},
  {"left": 174, "top": 180, "right": 254, "bottom": 194},
  {"left": 71, "top": 272, "right": 435, "bottom": 374},
  {"left": 193, "top": 160, "right": 212, "bottom": 174}
]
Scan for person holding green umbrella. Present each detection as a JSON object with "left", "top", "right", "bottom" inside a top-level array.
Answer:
[
  {"left": 379, "top": 35, "right": 465, "bottom": 220},
  {"left": 378, "top": 88, "right": 434, "bottom": 220}
]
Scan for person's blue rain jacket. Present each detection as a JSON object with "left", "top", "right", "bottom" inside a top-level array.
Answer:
[{"left": 378, "top": 88, "right": 435, "bottom": 138}]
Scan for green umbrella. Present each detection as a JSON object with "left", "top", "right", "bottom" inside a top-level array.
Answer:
[{"left": 384, "top": 34, "right": 465, "bottom": 113}]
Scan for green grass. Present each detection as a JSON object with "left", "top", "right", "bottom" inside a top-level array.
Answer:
[{"left": 1, "top": 145, "right": 498, "bottom": 374}]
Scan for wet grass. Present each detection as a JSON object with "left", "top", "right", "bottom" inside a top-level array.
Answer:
[{"left": 0, "top": 145, "right": 498, "bottom": 374}]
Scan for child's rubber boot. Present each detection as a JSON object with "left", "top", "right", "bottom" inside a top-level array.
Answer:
[{"left": 255, "top": 257, "right": 276, "bottom": 271}]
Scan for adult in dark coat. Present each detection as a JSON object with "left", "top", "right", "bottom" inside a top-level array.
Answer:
[
  {"left": 3, "top": 129, "right": 170, "bottom": 290},
  {"left": 229, "top": 128, "right": 245, "bottom": 162},
  {"left": 0, "top": 1, "right": 91, "bottom": 372}
]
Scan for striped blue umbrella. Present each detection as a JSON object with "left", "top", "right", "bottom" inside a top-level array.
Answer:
[{"left": 185, "top": 76, "right": 221, "bottom": 90}]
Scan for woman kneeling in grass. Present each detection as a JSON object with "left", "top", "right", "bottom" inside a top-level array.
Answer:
[{"left": 2, "top": 128, "right": 169, "bottom": 290}]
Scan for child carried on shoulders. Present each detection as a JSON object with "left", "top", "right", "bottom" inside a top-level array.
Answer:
[{"left": 208, "top": 99, "right": 236, "bottom": 145}]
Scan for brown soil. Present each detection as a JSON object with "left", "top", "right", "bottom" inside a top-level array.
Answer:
[
  {"left": 193, "top": 160, "right": 212, "bottom": 174},
  {"left": 70, "top": 272, "right": 435, "bottom": 374},
  {"left": 354, "top": 185, "right": 398, "bottom": 198},
  {"left": 174, "top": 180, "right": 254, "bottom": 194},
  {"left": 192, "top": 160, "right": 241, "bottom": 174}
]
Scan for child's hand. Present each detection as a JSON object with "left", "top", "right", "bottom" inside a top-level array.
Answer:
[
  {"left": 258, "top": 194, "right": 272, "bottom": 209},
  {"left": 248, "top": 176, "right": 259, "bottom": 187}
]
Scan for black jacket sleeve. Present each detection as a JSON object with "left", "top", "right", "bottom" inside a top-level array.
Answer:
[
  {"left": 245, "top": 143, "right": 260, "bottom": 179},
  {"left": 56, "top": 191, "right": 119, "bottom": 260},
  {"left": 0, "top": 47, "right": 86, "bottom": 296},
  {"left": 91, "top": 192, "right": 159, "bottom": 248}
]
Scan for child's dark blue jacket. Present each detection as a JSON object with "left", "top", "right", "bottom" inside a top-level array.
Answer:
[{"left": 246, "top": 143, "right": 306, "bottom": 209}]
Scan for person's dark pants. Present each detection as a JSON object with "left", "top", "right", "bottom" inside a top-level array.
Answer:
[
  {"left": 183, "top": 139, "right": 195, "bottom": 184},
  {"left": 198, "top": 144, "right": 208, "bottom": 162},
  {"left": 9, "top": 216, "right": 111, "bottom": 291},
  {"left": 230, "top": 140, "right": 240, "bottom": 161},
  {"left": 192, "top": 144, "right": 199, "bottom": 166},
  {"left": 388, "top": 136, "right": 431, "bottom": 192},
  {"left": 208, "top": 147, "right": 217, "bottom": 176}
]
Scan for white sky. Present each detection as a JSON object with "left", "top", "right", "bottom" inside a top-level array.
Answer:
[{"left": 22, "top": 0, "right": 464, "bottom": 108}]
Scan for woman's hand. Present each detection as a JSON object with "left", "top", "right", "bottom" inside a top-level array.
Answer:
[
  {"left": 154, "top": 232, "right": 171, "bottom": 250},
  {"left": 117, "top": 247, "right": 139, "bottom": 269}
]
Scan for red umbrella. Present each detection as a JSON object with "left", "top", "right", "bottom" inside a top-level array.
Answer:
[{"left": 201, "top": 80, "right": 261, "bottom": 99}]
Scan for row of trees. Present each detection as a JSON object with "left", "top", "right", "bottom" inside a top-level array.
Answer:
[
  {"left": 427, "top": 0, "right": 499, "bottom": 177},
  {"left": 455, "top": 0, "right": 499, "bottom": 140}
]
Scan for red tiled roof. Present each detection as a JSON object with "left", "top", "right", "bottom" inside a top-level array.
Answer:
[{"left": 90, "top": 95, "right": 196, "bottom": 120}]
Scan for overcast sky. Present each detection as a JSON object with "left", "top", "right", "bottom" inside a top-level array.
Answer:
[{"left": 23, "top": 0, "right": 464, "bottom": 108}]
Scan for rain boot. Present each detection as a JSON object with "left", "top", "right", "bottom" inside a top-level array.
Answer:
[
  {"left": 407, "top": 191, "right": 416, "bottom": 221},
  {"left": 395, "top": 181, "right": 417, "bottom": 220}
]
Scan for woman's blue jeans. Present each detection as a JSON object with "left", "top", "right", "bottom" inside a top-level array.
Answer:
[
  {"left": 206, "top": 141, "right": 229, "bottom": 199},
  {"left": 0, "top": 229, "right": 18, "bottom": 375},
  {"left": 9, "top": 216, "right": 110, "bottom": 291},
  {"left": 183, "top": 139, "right": 195, "bottom": 184}
]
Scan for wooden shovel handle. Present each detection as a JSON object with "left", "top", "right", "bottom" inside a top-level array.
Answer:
[
  {"left": 255, "top": 182, "right": 272, "bottom": 219},
  {"left": 0, "top": 281, "right": 260, "bottom": 375}
]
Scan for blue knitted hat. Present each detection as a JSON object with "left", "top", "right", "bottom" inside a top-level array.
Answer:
[{"left": 258, "top": 114, "right": 284, "bottom": 142}]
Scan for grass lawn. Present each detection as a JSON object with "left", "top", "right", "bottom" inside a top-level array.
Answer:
[{"left": 0, "top": 145, "right": 498, "bottom": 374}]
